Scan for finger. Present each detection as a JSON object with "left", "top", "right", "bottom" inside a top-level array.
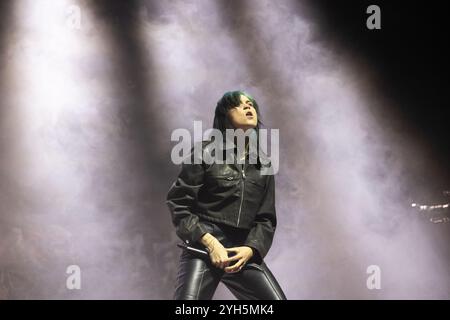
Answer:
[
  {"left": 225, "top": 259, "right": 245, "bottom": 273},
  {"left": 219, "top": 258, "right": 230, "bottom": 270},
  {"left": 223, "top": 254, "right": 242, "bottom": 263},
  {"left": 225, "top": 257, "right": 244, "bottom": 270},
  {"left": 226, "top": 248, "right": 239, "bottom": 253},
  {"left": 226, "top": 249, "right": 241, "bottom": 258},
  {"left": 224, "top": 266, "right": 240, "bottom": 273}
]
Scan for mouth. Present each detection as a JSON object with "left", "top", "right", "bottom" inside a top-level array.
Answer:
[{"left": 245, "top": 111, "right": 254, "bottom": 118}]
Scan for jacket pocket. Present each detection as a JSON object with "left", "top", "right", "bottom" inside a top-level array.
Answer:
[{"left": 206, "top": 174, "right": 239, "bottom": 191}]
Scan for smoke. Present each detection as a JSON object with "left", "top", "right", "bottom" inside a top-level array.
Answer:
[{"left": 0, "top": 0, "right": 448, "bottom": 299}]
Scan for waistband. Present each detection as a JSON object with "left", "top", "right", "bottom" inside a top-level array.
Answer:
[{"left": 199, "top": 220, "right": 250, "bottom": 248}]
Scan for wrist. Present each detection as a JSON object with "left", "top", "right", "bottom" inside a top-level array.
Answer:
[
  {"left": 245, "top": 246, "right": 255, "bottom": 257},
  {"left": 200, "top": 233, "right": 216, "bottom": 248}
]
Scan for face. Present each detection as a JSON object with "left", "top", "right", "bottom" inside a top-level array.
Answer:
[{"left": 227, "top": 94, "right": 258, "bottom": 131}]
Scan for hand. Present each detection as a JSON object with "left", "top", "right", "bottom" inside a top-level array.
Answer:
[
  {"left": 223, "top": 246, "right": 254, "bottom": 273},
  {"left": 201, "top": 234, "right": 230, "bottom": 269}
]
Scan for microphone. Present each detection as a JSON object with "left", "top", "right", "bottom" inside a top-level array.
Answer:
[{"left": 177, "top": 243, "right": 209, "bottom": 257}]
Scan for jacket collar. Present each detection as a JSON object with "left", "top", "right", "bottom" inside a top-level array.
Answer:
[
  {"left": 221, "top": 128, "right": 258, "bottom": 150},
  {"left": 213, "top": 129, "right": 270, "bottom": 166}
]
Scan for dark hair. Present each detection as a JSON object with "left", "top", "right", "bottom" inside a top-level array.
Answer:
[
  {"left": 213, "top": 90, "right": 264, "bottom": 134},
  {"left": 211, "top": 91, "right": 264, "bottom": 168}
]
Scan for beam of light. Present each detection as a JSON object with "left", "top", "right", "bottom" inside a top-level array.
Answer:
[
  {"left": 136, "top": 1, "right": 273, "bottom": 298},
  {"left": 137, "top": 0, "right": 449, "bottom": 299},
  {"left": 2, "top": 0, "right": 447, "bottom": 300},
  {"left": 3, "top": 0, "right": 182, "bottom": 299},
  {"left": 1, "top": 0, "right": 160, "bottom": 298},
  {"left": 234, "top": 0, "right": 449, "bottom": 299},
  {"left": 2, "top": 0, "right": 114, "bottom": 299},
  {"left": 137, "top": 0, "right": 263, "bottom": 129}
]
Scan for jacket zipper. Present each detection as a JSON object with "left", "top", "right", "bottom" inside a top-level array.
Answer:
[{"left": 237, "top": 163, "right": 246, "bottom": 227}]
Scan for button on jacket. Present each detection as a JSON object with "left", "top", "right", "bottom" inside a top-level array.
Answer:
[{"left": 166, "top": 139, "right": 277, "bottom": 260}]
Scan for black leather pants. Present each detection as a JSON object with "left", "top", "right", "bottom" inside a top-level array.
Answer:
[{"left": 173, "top": 221, "right": 286, "bottom": 300}]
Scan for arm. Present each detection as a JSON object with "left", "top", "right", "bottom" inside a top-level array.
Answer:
[
  {"left": 166, "top": 145, "right": 239, "bottom": 270},
  {"left": 165, "top": 150, "right": 234, "bottom": 269},
  {"left": 165, "top": 147, "right": 209, "bottom": 245}
]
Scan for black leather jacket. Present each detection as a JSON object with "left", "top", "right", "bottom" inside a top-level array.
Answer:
[{"left": 166, "top": 139, "right": 277, "bottom": 260}]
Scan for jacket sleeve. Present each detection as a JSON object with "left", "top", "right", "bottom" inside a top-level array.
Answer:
[
  {"left": 165, "top": 147, "right": 209, "bottom": 245},
  {"left": 244, "top": 173, "right": 277, "bottom": 261}
]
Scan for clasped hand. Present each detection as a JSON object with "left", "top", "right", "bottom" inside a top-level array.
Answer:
[{"left": 203, "top": 236, "right": 253, "bottom": 273}]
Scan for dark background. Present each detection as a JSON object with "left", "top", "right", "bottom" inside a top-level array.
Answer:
[{"left": 307, "top": 0, "right": 449, "bottom": 167}]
